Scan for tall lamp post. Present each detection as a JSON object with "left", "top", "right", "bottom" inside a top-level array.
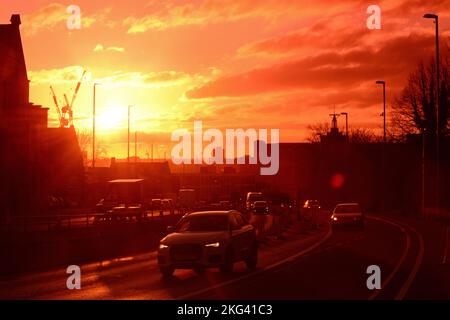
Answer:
[
  {"left": 135, "top": 131, "right": 138, "bottom": 164},
  {"left": 340, "top": 112, "right": 348, "bottom": 138},
  {"left": 423, "top": 13, "right": 440, "bottom": 213},
  {"left": 376, "top": 80, "right": 386, "bottom": 143},
  {"left": 92, "top": 83, "right": 100, "bottom": 168},
  {"left": 376, "top": 80, "right": 387, "bottom": 214},
  {"left": 128, "top": 105, "right": 132, "bottom": 164}
]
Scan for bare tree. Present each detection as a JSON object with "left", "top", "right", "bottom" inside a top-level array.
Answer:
[
  {"left": 307, "top": 123, "right": 382, "bottom": 143},
  {"left": 76, "top": 129, "right": 108, "bottom": 166},
  {"left": 306, "top": 122, "right": 329, "bottom": 143},
  {"left": 392, "top": 51, "right": 450, "bottom": 139},
  {"left": 76, "top": 129, "right": 91, "bottom": 154},
  {"left": 349, "top": 128, "right": 382, "bottom": 144}
]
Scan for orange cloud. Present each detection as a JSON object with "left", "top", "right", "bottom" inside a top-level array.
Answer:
[
  {"left": 124, "top": 0, "right": 353, "bottom": 33},
  {"left": 93, "top": 44, "right": 125, "bottom": 53},
  {"left": 22, "top": 3, "right": 68, "bottom": 35},
  {"left": 21, "top": 3, "right": 112, "bottom": 35},
  {"left": 28, "top": 66, "right": 191, "bottom": 89},
  {"left": 28, "top": 66, "right": 86, "bottom": 85}
]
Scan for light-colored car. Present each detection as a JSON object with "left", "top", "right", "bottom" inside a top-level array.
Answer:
[
  {"left": 331, "top": 203, "right": 364, "bottom": 228},
  {"left": 157, "top": 210, "right": 258, "bottom": 277}
]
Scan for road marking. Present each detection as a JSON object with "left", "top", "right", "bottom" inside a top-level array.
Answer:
[
  {"left": 395, "top": 225, "right": 424, "bottom": 300},
  {"left": 442, "top": 226, "right": 449, "bottom": 265},
  {"left": 368, "top": 216, "right": 410, "bottom": 301},
  {"left": 177, "top": 226, "right": 332, "bottom": 300}
]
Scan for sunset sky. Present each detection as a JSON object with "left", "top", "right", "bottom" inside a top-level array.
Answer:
[{"left": 1, "top": 0, "right": 450, "bottom": 158}]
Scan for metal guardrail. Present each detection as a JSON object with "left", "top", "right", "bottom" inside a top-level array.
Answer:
[{"left": 0, "top": 209, "right": 185, "bottom": 233}]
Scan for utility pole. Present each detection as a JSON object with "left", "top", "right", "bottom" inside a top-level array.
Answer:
[
  {"left": 423, "top": 12, "right": 440, "bottom": 215},
  {"left": 340, "top": 112, "right": 349, "bottom": 138},
  {"left": 376, "top": 81, "right": 386, "bottom": 143},
  {"left": 128, "top": 105, "right": 131, "bottom": 164},
  {"left": 135, "top": 131, "right": 137, "bottom": 164},
  {"left": 92, "top": 83, "right": 98, "bottom": 168},
  {"left": 92, "top": 84, "right": 97, "bottom": 168},
  {"left": 376, "top": 80, "right": 387, "bottom": 215}
]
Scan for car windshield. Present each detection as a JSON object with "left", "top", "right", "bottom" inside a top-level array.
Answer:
[
  {"left": 335, "top": 204, "right": 361, "bottom": 213},
  {"left": 176, "top": 215, "right": 229, "bottom": 232},
  {"left": 248, "top": 193, "right": 263, "bottom": 201}
]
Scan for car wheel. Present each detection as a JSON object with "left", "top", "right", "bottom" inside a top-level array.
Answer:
[
  {"left": 245, "top": 243, "right": 258, "bottom": 270},
  {"left": 193, "top": 267, "right": 205, "bottom": 275},
  {"left": 160, "top": 266, "right": 175, "bottom": 278},
  {"left": 220, "top": 248, "right": 234, "bottom": 274}
]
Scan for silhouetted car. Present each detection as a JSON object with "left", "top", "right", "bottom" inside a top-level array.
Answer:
[
  {"left": 303, "top": 200, "right": 320, "bottom": 211},
  {"left": 157, "top": 210, "right": 258, "bottom": 277},
  {"left": 161, "top": 199, "right": 174, "bottom": 214},
  {"left": 301, "top": 199, "right": 321, "bottom": 220},
  {"left": 253, "top": 201, "right": 269, "bottom": 215},
  {"left": 331, "top": 203, "right": 364, "bottom": 229},
  {"left": 219, "top": 200, "right": 232, "bottom": 210},
  {"left": 246, "top": 192, "right": 264, "bottom": 210}
]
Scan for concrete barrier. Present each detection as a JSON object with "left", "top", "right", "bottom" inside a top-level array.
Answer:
[{"left": 0, "top": 214, "right": 185, "bottom": 277}]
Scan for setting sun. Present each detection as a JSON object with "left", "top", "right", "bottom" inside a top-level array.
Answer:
[{"left": 96, "top": 105, "right": 127, "bottom": 131}]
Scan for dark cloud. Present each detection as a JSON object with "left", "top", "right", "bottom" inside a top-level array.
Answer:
[{"left": 186, "top": 32, "right": 436, "bottom": 99}]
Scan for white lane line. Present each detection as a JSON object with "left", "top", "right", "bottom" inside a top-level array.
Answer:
[
  {"left": 177, "top": 226, "right": 332, "bottom": 300},
  {"left": 442, "top": 226, "right": 449, "bottom": 265},
  {"left": 368, "top": 216, "right": 410, "bottom": 301},
  {"left": 395, "top": 225, "right": 424, "bottom": 300}
]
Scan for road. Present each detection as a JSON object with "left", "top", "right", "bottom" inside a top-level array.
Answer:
[{"left": 1, "top": 213, "right": 449, "bottom": 300}]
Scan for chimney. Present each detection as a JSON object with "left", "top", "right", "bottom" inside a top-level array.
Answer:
[{"left": 10, "top": 14, "right": 21, "bottom": 26}]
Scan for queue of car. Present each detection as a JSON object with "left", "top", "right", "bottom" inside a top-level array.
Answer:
[{"left": 94, "top": 184, "right": 365, "bottom": 277}]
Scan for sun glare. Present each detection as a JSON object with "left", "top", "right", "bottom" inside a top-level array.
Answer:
[{"left": 96, "top": 106, "right": 127, "bottom": 131}]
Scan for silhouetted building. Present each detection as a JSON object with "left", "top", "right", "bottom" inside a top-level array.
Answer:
[
  {"left": 0, "top": 15, "right": 84, "bottom": 220},
  {"left": 320, "top": 113, "right": 348, "bottom": 144}
]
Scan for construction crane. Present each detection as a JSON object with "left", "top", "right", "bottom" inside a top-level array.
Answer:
[
  {"left": 62, "top": 93, "right": 70, "bottom": 127},
  {"left": 50, "top": 86, "right": 65, "bottom": 127},
  {"left": 50, "top": 69, "right": 86, "bottom": 128}
]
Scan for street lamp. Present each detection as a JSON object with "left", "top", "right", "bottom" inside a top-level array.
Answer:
[
  {"left": 423, "top": 13, "right": 440, "bottom": 213},
  {"left": 92, "top": 83, "right": 100, "bottom": 168},
  {"left": 128, "top": 105, "right": 132, "bottom": 163},
  {"left": 375, "top": 80, "right": 386, "bottom": 143},
  {"left": 340, "top": 112, "right": 348, "bottom": 138}
]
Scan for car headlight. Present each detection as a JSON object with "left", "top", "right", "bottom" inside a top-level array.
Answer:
[
  {"left": 205, "top": 242, "right": 220, "bottom": 247},
  {"left": 159, "top": 243, "right": 169, "bottom": 250}
]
